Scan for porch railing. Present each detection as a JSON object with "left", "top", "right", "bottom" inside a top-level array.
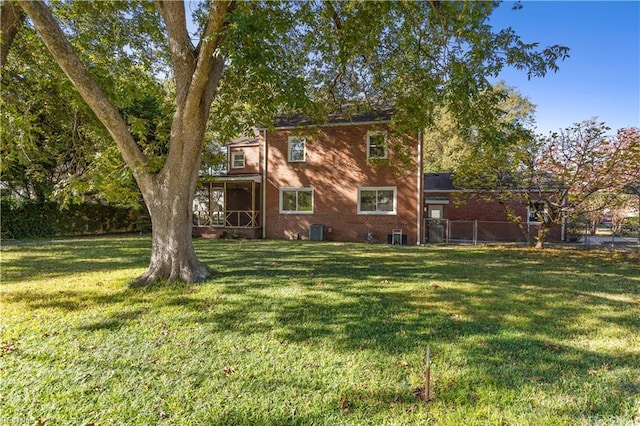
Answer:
[
  {"left": 193, "top": 210, "right": 261, "bottom": 228},
  {"left": 225, "top": 210, "right": 260, "bottom": 228}
]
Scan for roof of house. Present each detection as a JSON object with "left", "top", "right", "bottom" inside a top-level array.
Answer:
[
  {"left": 274, "top": 105, "right": 395, "bottom": 128},
  {"left": 227, "top": 135, "right": 259, "bottom": 146},
  {"left": 424, "top": 173, "right": 457, "bottom": 191}
]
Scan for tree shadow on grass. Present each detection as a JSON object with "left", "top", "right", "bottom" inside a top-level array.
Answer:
[
  {"left": 4, "top": 239, "right": 639, "bottom": 422},
  {"left": 1, "top": 235, "right": 151, "bottom": 284}
]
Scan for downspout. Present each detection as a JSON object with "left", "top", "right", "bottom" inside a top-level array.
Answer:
[
  {"left": 262, "top": 128, "right": 267, "bottom": 239},
  {"left": 416, "top": 131, "right": 424, "bottom": 245}
]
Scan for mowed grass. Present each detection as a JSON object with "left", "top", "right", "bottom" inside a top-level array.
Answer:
[{"left": 1, "top": 236, "right": 639, "bottom": 425}]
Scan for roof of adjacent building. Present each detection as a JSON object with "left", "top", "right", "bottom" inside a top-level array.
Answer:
[
  {"left": 424, "top": 173, "right": 457, "bottom": 191},
  {"left": 424, "top": 172, "right": 565, "bottom": 193}
]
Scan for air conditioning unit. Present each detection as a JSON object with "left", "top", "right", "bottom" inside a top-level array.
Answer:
[{"left": 309, "top": 224, "right": 325, "bottom": 241}]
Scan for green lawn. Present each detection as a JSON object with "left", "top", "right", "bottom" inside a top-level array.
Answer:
[{"left": 1, "top": 236, "right": 639, "bottom": 425}]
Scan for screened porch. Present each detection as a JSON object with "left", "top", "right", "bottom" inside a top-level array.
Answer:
[{"left": 193, "top": 176, "right": 262, "bottom": 237}]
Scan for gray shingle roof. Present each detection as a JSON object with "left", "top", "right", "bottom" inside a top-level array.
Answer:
[
  {"left": 274, "top": 105, "right": 394, "bottom": 128},
  {"left": 424, "top": 173, "right": 457, "bottom": 191}
]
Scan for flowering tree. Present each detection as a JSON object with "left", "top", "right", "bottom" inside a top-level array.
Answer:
[{"left": 457, "top": 120, "right": 640, "bottom": 248}]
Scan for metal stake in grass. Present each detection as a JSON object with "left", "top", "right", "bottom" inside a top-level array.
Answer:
[{"left": 424, "top": 344, "right": 432, "bottom": 402}]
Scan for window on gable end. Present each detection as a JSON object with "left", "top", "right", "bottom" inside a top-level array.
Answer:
[
  {"left": 288, "top": 137, "right": 306, "bottom": 162},
  {"left": 367, "top": 131, "right": 388, "bottom": 159},
  {"left": 231, "top": 151, "right": 245, "bottom": 168}
]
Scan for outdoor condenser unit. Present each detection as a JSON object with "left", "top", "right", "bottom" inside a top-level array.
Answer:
[{"left": 309, "top": 224, "right": 325, "bottom": 241}]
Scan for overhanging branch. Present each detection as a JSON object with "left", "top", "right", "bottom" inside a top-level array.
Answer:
[
  {"left": 19, "top": 1, "right": 148, "bottom": 174},
  {"left": 1, "top": 1, "right": 26, "bottom": 68}
]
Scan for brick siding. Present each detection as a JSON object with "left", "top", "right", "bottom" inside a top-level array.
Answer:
[{"left": 263, "top": 124, "right": 421, "bottom": 244}]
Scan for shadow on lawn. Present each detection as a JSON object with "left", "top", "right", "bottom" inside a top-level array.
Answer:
[
  {"left": 5, "top": 239, "right": 639, "bottom": 421},
  {"left": 1, "top": 235, "right": 150, "bottom": 284}
]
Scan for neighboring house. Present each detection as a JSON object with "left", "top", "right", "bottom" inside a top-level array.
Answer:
[
  {"left": 423, "top": 173, "right": 565, "bottom": 243},
  {"left": 193, "top": 108, "right": 424, "bottom": 244}
]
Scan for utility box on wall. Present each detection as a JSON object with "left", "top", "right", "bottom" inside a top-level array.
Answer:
[{"left": 309, "top": 224, "right": 325, "bottom": 241}]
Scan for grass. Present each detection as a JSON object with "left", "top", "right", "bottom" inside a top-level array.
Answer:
[{"left": 1, "top": 236, "right": 639, "bottom": 425}]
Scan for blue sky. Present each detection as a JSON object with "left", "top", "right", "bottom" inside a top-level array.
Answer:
[{"left": 489, "top": 1, "right": 640, "bottom": 135}]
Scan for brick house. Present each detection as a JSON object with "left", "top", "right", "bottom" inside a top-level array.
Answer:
[
  {"left": 423, "top": 173, "right": 565, "bottom": 243},
  {"left": 193, "top": 109, "right": 424, "bottom": 244}
]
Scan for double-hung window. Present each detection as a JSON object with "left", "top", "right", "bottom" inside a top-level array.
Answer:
[
  {"left": 366, "top": 131, "right": 387, "bottom": 159},
  {"left": 288, "top": 137, "right": 306, "bottom": 162},
  {"left": 357, "top": 187, "right": 396, "bottom": 215},
  {"left": 231, "top": 151, "right": 245, "bottom": 168},
  {"left": 528, "top": 201, "right": 548, "bottom": 224},
  {"left": 280, "top": 188, "right": 313, "bottom": 214}
]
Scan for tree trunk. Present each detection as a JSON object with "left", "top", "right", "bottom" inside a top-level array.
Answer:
[
  {"left": 534, "top": 225, "right": 549, "bottom": 249},
  {"left": 133, "top": 167, "right": 211, "bottom": 286},
  {"left": 503, "top": 204, "right": 536, "bottom": 246}
]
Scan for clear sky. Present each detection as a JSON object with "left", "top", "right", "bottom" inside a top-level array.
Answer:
[{"left": 489, "top": 1, "right": 640, "bottom": 135}]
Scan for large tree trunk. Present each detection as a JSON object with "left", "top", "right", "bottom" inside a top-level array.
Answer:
[
  {"left": 134, "top": 176, "right": 210, "bottom": 285},
  {"left": 134, "top": 124, "right": 212, "bottom": 285}
]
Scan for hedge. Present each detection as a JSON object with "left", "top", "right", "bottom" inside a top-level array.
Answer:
[{"left": 1, "top": 198, "right": 149, "bottom": 239}]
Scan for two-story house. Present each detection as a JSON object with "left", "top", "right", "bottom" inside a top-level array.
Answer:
[{"left": 193, "top": 109, "right": 424, "bottom": 244}]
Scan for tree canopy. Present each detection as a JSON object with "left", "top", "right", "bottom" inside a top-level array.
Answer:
[{"left": 1, "top": 0, "right": 569, "bottom": 283}]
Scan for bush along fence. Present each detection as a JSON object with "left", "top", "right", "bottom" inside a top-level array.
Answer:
[{"left": 0, "top": 198, "right": 150, "bottom": 239}]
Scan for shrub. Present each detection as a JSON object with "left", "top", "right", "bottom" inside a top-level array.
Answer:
[{"left": 0, "top": 197, "right": 146, "bottom": 238}]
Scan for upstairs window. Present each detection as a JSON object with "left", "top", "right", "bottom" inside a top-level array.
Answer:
[
  {"left": 280, "top": 188, "right": 313, "bottom": 214},
  {"left": 367, "top": 131, "right": 387, "bottom": 159},
  {"left": 231, "top": 151, "right": 245, "bottom": 168},
  {"left": 358, "top": 187, "right": 396, "bottom": 215},
  {"left": 528, "top": 201, "right": 548, "bottom": 224},
  {"left": 288, "top": 137, "right": 306, "bottom": 162}
]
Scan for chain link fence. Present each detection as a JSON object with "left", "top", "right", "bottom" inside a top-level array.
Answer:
[{"left": 425, "top": 218, "right": 640, "bottom": 252}]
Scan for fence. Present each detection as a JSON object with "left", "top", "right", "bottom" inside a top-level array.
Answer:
[
  {"left": 425, "top": 219, "right": 533, "bottom": 245},
  {"left": 569, "top": 221, "right": 639, "bottom": 252},
  {"left": 424, "top": 218, "right": 640, "bottom": 251}
]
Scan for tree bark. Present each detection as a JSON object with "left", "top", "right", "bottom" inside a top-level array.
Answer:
[
  {"left": 134, "top": 171, "right": 211, "bottom": 285},
  {"left": 1, "top": 1, "right": 26, "bottom": 67},
  {"left": 534, "top": 225, "right": 549, "bottom": 249}
]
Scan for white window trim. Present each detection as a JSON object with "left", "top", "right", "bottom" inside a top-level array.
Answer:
[
  {"left": 366, "top": 131, "right": 388, "bottom": 160},
  {"left": 287, "top": 136, "right": 306, "bottom": 162},
  {"left": 231, "top": 151, "right": 245, "bottom": 169},
  {"left": 279, "top": 188, "right": 314, "bottom": 214},
  {"left": 527, "top": 201, "right": 548, "bottom": 224},
  {"left": 357, "top": 186, "right": 397, "bottom": 215}
]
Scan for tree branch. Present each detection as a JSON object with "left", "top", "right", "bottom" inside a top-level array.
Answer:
[
  {"left": 19, "top": 1, "right": 148, "bottom": 175},
  {"left": 323, "top": 0, "right": 342, "bottom": 31},
  {"left": 155, "top": 0, "right": 195, "bottom": 107},
  {"left": 185, "top": 0, "right": 233, "bottom": 120},
  {"left": 1, "top": 0, "right": 26, "bottom": 68}
]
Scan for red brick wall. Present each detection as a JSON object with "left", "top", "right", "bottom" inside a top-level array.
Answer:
[
  {"left": 228, "top": 144, "right": 261, "bottom": 175},
  {"left": 425, "top": 191, "right": 563, "bottom": 242},
  {"left": 264, "top": 124, "right": 421, "bottom": 244}
]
